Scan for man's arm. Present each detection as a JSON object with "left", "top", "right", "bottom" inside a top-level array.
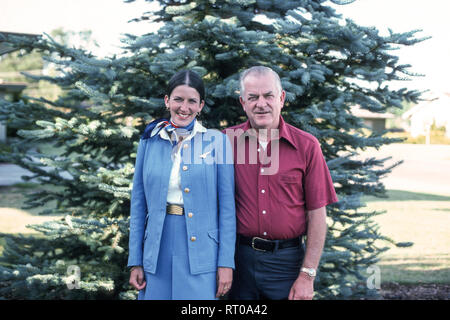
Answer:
[{"left": 288, "top": 206, "right": 327, "bottom": 300}]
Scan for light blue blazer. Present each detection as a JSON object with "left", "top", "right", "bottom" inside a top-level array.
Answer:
[{"left": 127, "top": 121, "right": 236, "bottom": 275}]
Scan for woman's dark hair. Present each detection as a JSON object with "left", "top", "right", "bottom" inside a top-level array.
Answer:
[{"left": 167, "top": 69, "right": 205, "bottom": 102}]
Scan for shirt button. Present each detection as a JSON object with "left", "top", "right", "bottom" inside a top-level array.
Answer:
[
  {"left": 184, "top": 187, "right": 190, "bottom": 193},
  {"left": 190, "top": 236, "right": 196, "bottom": 242},
  {"left": 188, "top": 212, "right": 193, "bottom": 218},
  {"left": 182, "top": 165, "right": 188, "bottom": 171},
  {"left": 261, "top": 189, "right": 265, "bottom": 194},
  {"left": 262, "top": 210, "right": 266, "bottom": 214},
  {"left": 263, "top": 232, "right": 267, "bottom": 236},
  {"left": 183, "top": 144, "right": 188, "bottom": 149}
]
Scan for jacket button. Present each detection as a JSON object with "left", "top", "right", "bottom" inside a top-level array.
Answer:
[
  {"left": 184, "top": 187, "right": 190, "bottom": 193},
  {"left": 190, "top": 236, "right": 196, "bottom": 242},
  {"left": 188, "top": 212, "right": 193, "bottom": 218},
  {"left": 182, "top": 165, "right": 188, "bottom": 171}
]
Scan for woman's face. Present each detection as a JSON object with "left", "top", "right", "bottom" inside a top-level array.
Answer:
[{"left": 164, "top": 85, "right": 204, "bottom": 127}]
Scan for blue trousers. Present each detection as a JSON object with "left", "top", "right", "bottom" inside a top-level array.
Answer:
[{"left": 229, "top": 238, "right": 305, "bottom": 300}]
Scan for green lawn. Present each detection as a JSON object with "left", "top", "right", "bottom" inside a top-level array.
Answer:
[
  {"left": 0, "top": 184, "right": 61, "bottom": 255},
  {"left": 362, "top": 189, "right": 450, "bottom": 284}
]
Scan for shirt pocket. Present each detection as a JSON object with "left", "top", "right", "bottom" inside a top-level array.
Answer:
[
  {"left": 277, "top": 174, "right": 303, "bottom": 205},
  {"left": 280, "top": 174, "right": 300, "bottom": 184}
]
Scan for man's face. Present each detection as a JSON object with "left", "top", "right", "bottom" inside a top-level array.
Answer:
[{"left": 239, "top": 73, "right": 285, "bottom": 130}]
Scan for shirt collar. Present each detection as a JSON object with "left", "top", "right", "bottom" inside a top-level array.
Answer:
[
  {"left": 278, "top": 116, "right": 297, "bottom": 149},
  {"left": 236, "top": 116, "right": 297, "bottom": 149}
]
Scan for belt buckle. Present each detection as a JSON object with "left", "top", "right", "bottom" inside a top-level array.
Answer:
[
  {"left": 251, "top": 237, "right": 269, "bottom": 252},
  {"left": 167, "top": 204, "right": 184, "bottom": 215}
]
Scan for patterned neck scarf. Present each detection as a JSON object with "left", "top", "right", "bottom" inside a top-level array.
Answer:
[
  {"left": 164, "top": 119, "right": 196, "bottom": 158},
  {"left": 165, "top": 118, "right": 195, "bottom": 141}
]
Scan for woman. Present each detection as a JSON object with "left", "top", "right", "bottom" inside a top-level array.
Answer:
[{"left": 127, "top": 70, "right": 236, "bottom": 300}]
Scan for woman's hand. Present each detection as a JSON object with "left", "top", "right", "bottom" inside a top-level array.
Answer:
[
  {"left": 129, "top": 266, "right": 146, "bottom": 291},
  {"left": 216, "top": 267, "right": 233, "bottom": 298}
]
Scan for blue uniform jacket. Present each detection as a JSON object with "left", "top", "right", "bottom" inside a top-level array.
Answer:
[{"left": 127, "top": 121, "right": 236, "bottom": 275}]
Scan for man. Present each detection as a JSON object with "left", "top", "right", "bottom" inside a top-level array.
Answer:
[{"left": 225, "top": 66, "right": 338, "bottom": 300}]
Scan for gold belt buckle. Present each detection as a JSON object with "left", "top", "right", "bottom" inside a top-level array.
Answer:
[
  {"left": 251, "top": 237, "right": 268, "bottom": 252},
  {"left": 167, "top": 204, "right": 184, "bottom": 215}
]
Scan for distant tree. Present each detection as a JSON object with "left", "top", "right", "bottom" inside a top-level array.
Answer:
[{"left": 0, "top": 50, "right": 43, "bottom": 75}]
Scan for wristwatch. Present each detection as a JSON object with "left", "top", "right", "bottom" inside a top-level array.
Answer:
[{"left": 300, "top": 267, "right": 316, "bottom": 278}]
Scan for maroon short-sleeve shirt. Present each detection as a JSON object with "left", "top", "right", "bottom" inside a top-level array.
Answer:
[{"left": 225, "top": 116, "right": 338, "bottom": 240}]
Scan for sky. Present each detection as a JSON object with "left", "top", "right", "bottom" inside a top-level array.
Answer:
[
  {"left": 331, "top": 0, "right": 450, "bottom": 95},
  {"left": 0, "top": 0, "right": 156, "bottom": 55},
  {"left": 1, "top": 0, "right": 449, "bottom": 94}
]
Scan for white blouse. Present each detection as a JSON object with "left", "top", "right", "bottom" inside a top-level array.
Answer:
[
  {"left": 156, "top": 120, "right": 207, "bottom": 205},
  {"left": 166, "top": 142, "right": 184, "bottom": 205}
]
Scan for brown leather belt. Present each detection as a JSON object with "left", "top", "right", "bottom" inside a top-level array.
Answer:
[{"left": 166, "top": 204, "right": 184, "bottom": 215}]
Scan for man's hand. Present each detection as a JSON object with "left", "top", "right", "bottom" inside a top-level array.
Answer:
[
  {"left": 288, "top": 273, "right": 314, "bottom": 300},
  {"left": 288, "top": 206, "right": 327, "bottom": 300},
  {"left": 129, "top": 266, "right": 146, "bottom": 291},
  {"left": 216, "top": 267, "right": 233, "bottom": 298}
]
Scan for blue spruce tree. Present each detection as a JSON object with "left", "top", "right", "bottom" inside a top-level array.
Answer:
[{"left": 0, "top": 0, "right": 426, "bottom": 299}]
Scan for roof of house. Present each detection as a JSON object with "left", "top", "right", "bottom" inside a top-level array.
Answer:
[
  {"left": 0, "top": 83, "right": 27, "bottom": 93},
  {"left": 350, "top": 105, "right": 395, "bottom": 119},
  {"left": 0, "top": 31, "right": 39, "bottom": 56}
]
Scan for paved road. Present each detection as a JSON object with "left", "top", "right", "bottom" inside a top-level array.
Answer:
[
  {"left": 0, "top": 163, "right": 35, "bottom": 186},
  {"left": 357, "top": 143, "right": 450, "bottom": 196}
]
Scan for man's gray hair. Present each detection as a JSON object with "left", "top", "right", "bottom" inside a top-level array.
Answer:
[{"left": 239, "top": 66, "right": 283, "bottom": 97}]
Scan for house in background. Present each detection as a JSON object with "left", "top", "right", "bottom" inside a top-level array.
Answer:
[
  {"left": 402, "top": 92, "right": 450, "bottom": 144},
  {"left": 350, "top": 105, "right": 395, "bottom": 134},
  {"left": 0, "top": 83, "right": 26, "bottom": 142},
  {"left": 0, "top": 31, "right": 39, "bottom": 143}
]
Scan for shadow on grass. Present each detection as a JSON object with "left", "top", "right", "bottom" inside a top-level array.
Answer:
[
  {"left": 380, "top": 265, "right": 450, "bottom": 284},
  {"left": 364, "top": 189, "right": 450, "bottom": 202},
  {"left": 379, "top": 254, "right": 450, "bottom": 284},
  {"left": 433, "top": 208, "right": 450, "bottom": 212}
]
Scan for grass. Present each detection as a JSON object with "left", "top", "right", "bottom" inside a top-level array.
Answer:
[
  {"left": 364, "top": 189, "right": 450, "bottom": 202},
  {"left": 362, "top": 189, "right": 450, "bottom": 284},
  {"left": 0, "top": 184, "right": 61, "bottom": 255},
  {"left": 385, "top": 126, "right": 450, "bottom": 145}
]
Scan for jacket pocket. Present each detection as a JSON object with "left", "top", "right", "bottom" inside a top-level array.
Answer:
[{"left": 207, "top": 229, "right": 219, "bottom": 244}]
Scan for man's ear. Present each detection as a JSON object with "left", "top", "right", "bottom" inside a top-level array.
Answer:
[
  {"left": 239, "top": 96, "right": 245, "bottom": 110},
  {"left": 279, "top": 90, "right": 286, "bottom": 109}
]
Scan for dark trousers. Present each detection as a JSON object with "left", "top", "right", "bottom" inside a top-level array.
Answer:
[{"left": 229, "top": 237, "right": 305, "bottom": 300}]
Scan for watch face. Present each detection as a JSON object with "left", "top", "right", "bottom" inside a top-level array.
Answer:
[{"left": 302, "top": 268, "right": 316, "bottom": 277}]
